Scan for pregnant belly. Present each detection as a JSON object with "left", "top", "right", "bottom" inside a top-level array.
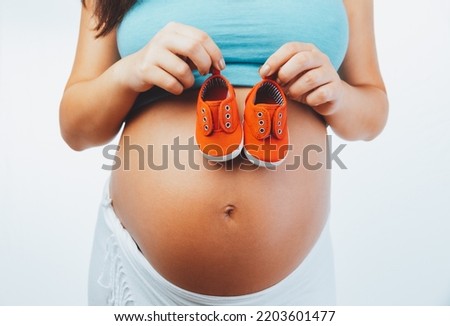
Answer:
[{"left": 110, "top": 88, "right": 331, "bottom": 295}]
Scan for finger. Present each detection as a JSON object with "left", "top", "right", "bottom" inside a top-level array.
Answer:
[
  {"left": 277, "top": 51, "right": 323, "bottom": 86},
  {"left": 305, "top": 83, "right": 336, "bottom": 108},
  {"left": 157, "top": 51, "right": 195, "bottom": 89},
  {"left": 260, "top": 42, "right": 316, "bottom": 78},
  {"left": 286, "top": 68, "right": 329, "bottom": 101},
  {"left": 161, "top": 33, "right": 213, "bottom": 75},
  {"left": 166, "top": 22, "right": 225, "bottom": 71},
  {"left": 145, "top": 66, "right": 184, "bottom": 95}
]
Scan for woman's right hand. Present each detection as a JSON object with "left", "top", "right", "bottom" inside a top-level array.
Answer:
[{"left": 123, "top": 22, "right": 225, "bottom": 95}]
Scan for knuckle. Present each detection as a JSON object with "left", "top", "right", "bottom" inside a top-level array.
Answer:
[
  {"left": 304, "top": 71, "right": 317, "bottom": 86},
  {"left": 316, "top": 87, "right": 330, "bottom": 102},
  {"left": 277, "top": 70, "right": 288, "bottom": 83},
  {"left": 152, "top": 29, "right": 170, "bottom": 46},
  {"left": 165, "top": 21, "right": 178, "bottom": 30},
  {"left": 176, "top": 64, "right": 191, "bottom": 77},
  {"left": 295, "top": 52, "right": 308, "bottom": 66},
  {"left": 284, "top": 42, "right": 300, "bottom": 53},
  {"left": 166, "top": 78, "right": 182, "bottom": 94},
  {"left": 305, "top": 94, "right": 314, "bottom": 106},
  {"left": 185, "top": 41, "right": 201, "bottom": 55},
  {"left": 197, "top": 30, "right": 210, "bottom": 43},
  {"left": 198, "top": 60, "right": 212, "bottom": 75},
  {"left": 137, "top": 60, "right": 152, "bottom": 80},
  {"left": 288, "top": 86, "right": 302, "bottom": 100},
  {"left": 185, "top": 75, "right": 195, "bottom": 88},
  {"left": 315, "top": 49, "right": 330, "bottom": 64},
  {"left": 306, "top": 43, "right": 316, "bottom": 51}
]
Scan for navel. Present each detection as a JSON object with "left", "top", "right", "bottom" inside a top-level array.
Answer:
[{"left": 223, "top": 204, "right": 236, "bottom": 218}]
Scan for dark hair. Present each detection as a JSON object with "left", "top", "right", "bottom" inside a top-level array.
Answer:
[{"left": 82, "top": 0, "right": 137, "bottom": 37}]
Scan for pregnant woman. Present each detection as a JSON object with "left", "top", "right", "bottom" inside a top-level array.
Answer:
[{"left": 60, "top": 0, "right": 388, "bottom": 305}]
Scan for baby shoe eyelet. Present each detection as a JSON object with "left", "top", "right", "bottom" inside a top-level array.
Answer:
[
  {"left": 259, "top": 120, "right": 264, "bottom": 126},
  {"left": 225, "top": 105, "right": 231, "bottom": 111},
  {"left": 201, "top": 108, "right": 206, "bottom": 114},
  {"left": 204, "top": 125, "right": 209, "bottom": 131},
  {"left": 225, "top": 113, "right": 231, "bottom": 119},
  {"left": 278, "top": 129, "right": 282, "bottom": 134},
  {"left": 257, "top": 112, "right": 263, "bottom": 118},
  {"left": 225, "top": 122, "right": 232, "bottom": 129},
  {"left": 203, "top": 117, "right": 207, "bottom": 122},
  {"left": 278, "top": 113, "right": 283, "bottom": 119},
  {"left": 278, "top": 121, "right": 282, "bottom": 126},
  {"left": 259, "top": 128, "right": 265, "bottom": 133}
]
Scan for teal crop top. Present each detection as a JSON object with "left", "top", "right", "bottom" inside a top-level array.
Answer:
[{"left": 118, "top": 0, "right": 349, "bottom": 109}]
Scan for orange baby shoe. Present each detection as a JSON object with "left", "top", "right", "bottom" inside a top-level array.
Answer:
[
  {"left": 196, "top": 69, "right": 243, "bottom": 161},
  {"left": 243, "top": 79, "right": 289, "bottom": 167}
]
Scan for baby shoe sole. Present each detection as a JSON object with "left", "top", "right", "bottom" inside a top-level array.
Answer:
[
  {"left": 200, "top": 140, "right": 244, "bottom": 162},
  {"left": 242, "top": 147, "right": 286, "bottom": 168}
]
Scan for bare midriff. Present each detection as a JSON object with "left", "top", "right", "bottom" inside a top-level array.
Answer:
[{"left": 110, "top": 87, "right": 330, "bottom": 296}]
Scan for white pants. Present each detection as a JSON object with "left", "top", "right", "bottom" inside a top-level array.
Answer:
[{"left": 88, "top": 179, "right": 336, "bottom": 305}]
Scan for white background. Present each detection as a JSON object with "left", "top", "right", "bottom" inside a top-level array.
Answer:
[{"left": 1, "top": 0, "right": 449, "bottom": 305}]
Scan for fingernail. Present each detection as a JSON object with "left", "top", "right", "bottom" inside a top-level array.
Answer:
[
  {"left": 259, "top": 64, "right": 270, "bottom": 77},
  {"left": 218, "top": 58, "right": 226, "bottom": 70}
]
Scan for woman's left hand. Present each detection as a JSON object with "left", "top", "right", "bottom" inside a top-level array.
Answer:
[{"left": 259, "top": 42, "right": 344, "bottom": 116}]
